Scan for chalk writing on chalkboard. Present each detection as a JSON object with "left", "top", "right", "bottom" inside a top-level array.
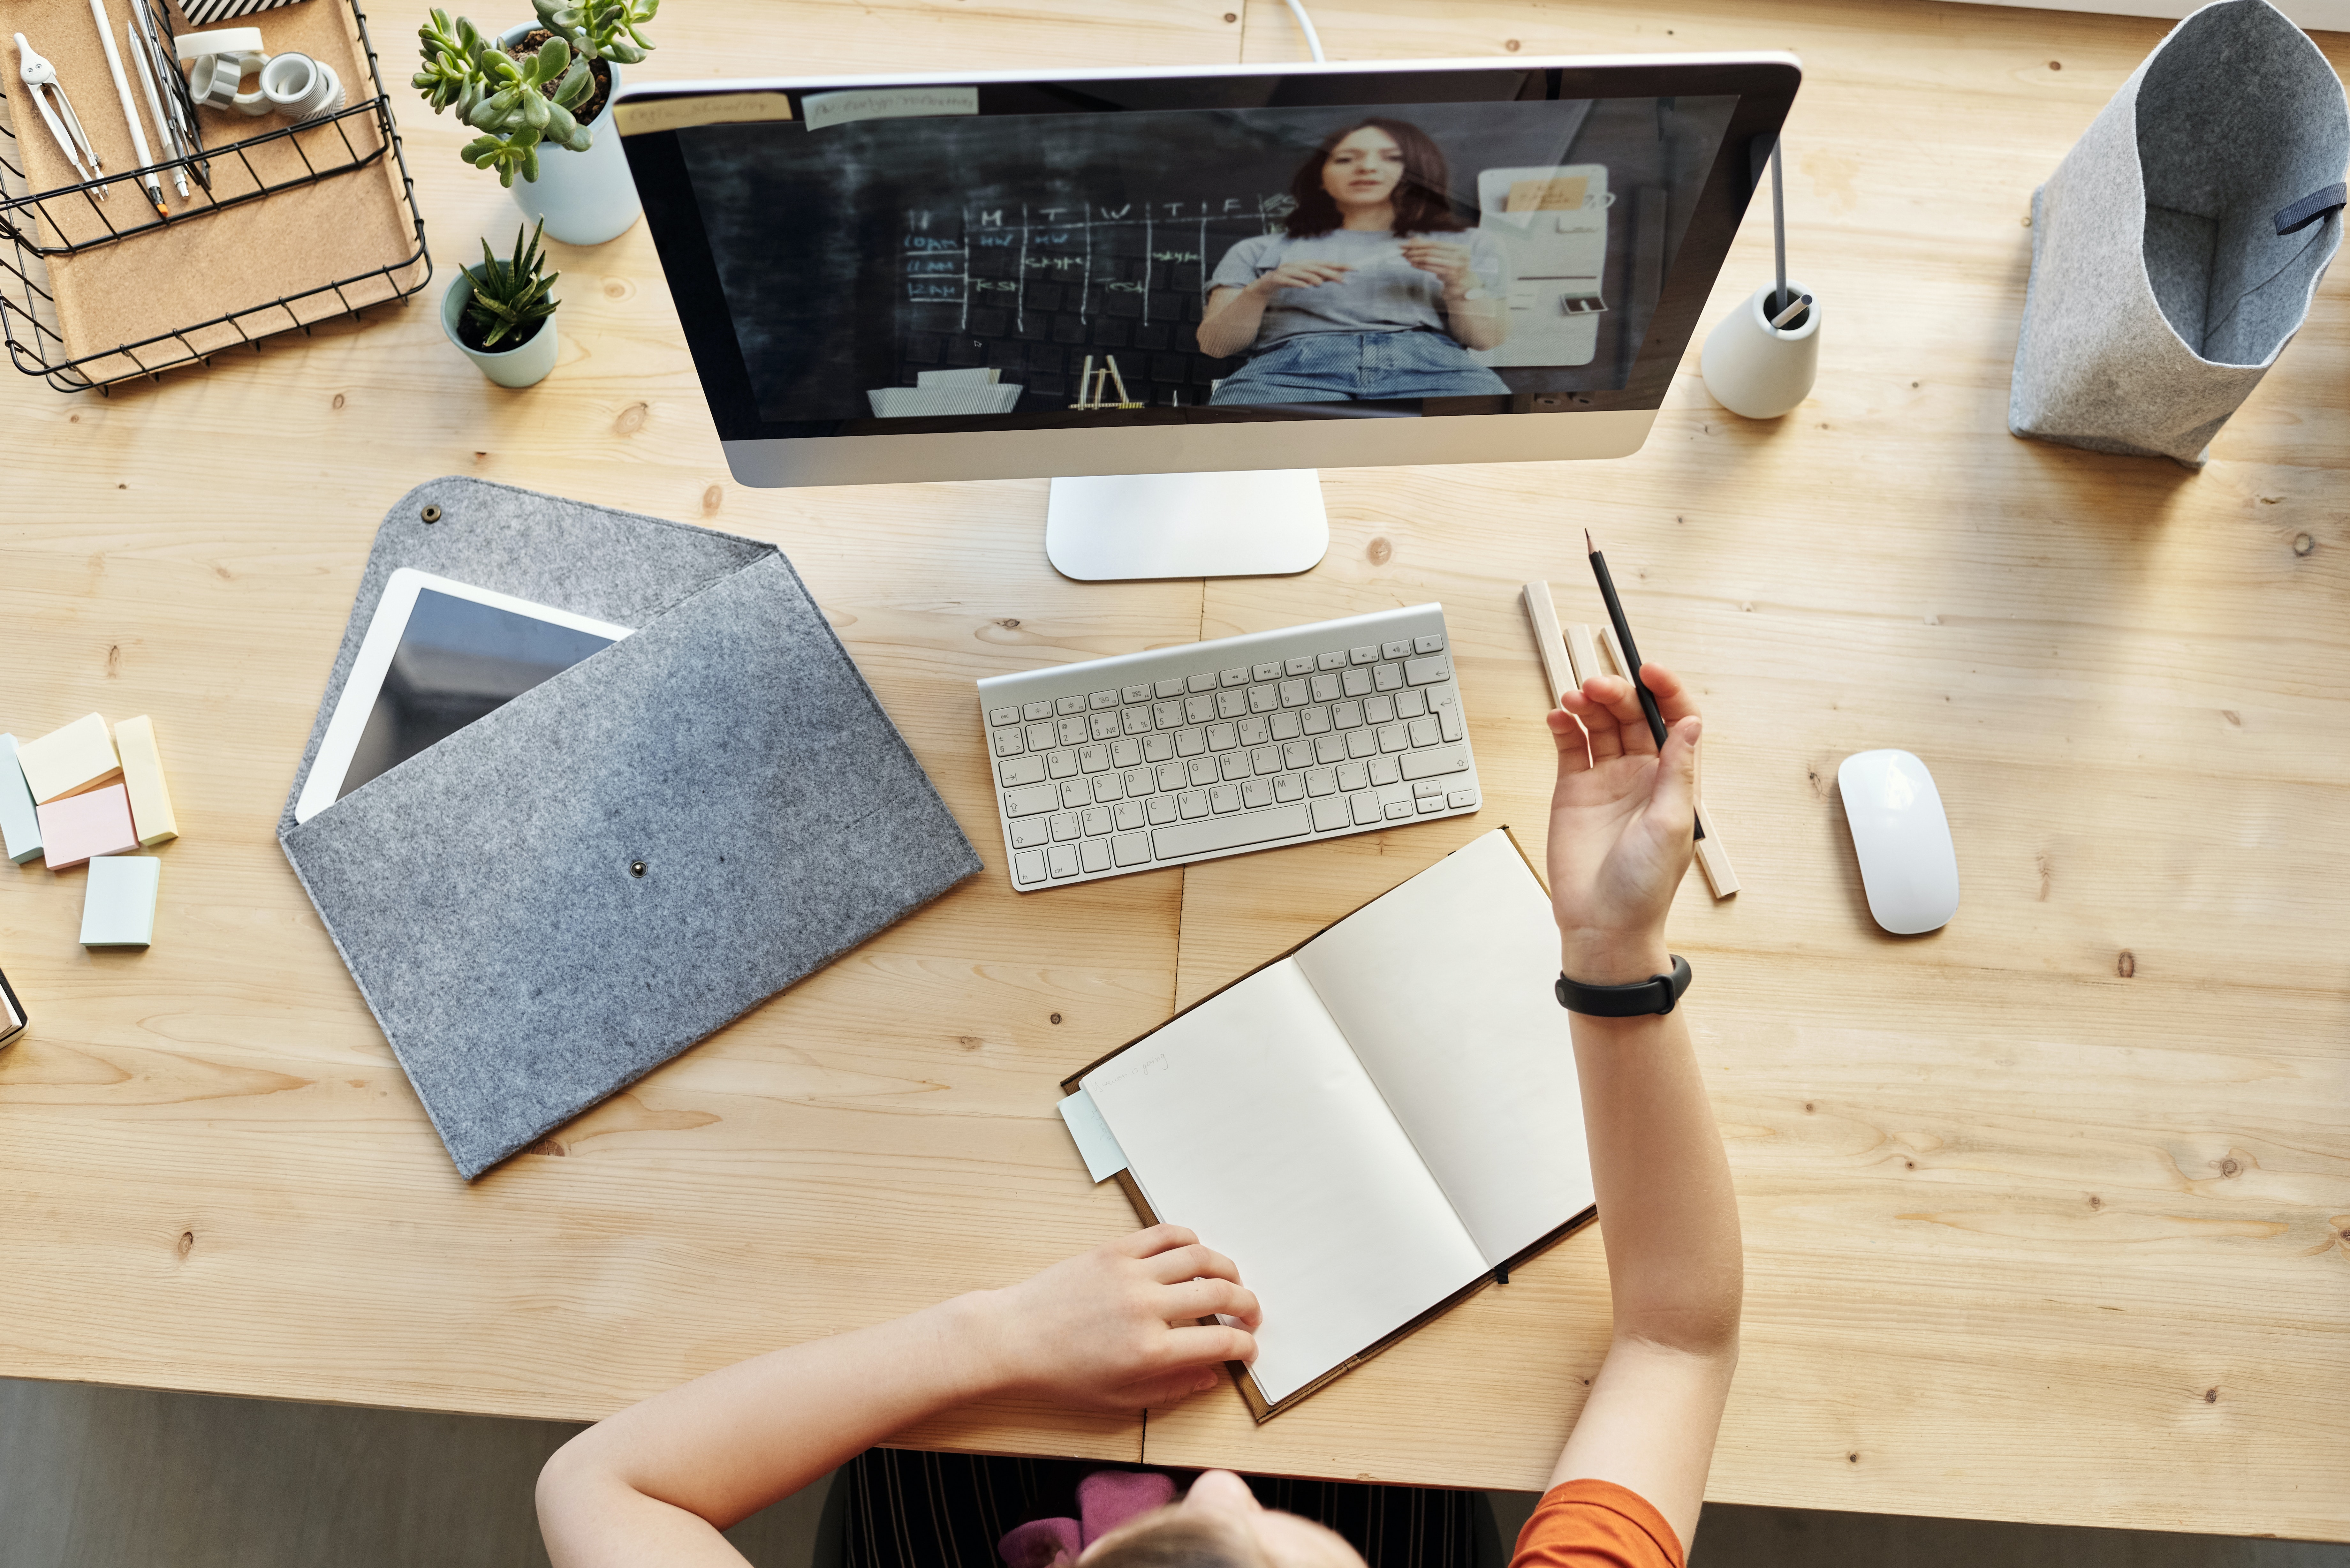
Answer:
[{"left": 903, "top": 195, "right": 1299, "bottom": 332}]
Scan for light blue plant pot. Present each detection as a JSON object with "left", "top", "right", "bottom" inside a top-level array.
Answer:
[
  {"left": 443, "top": 266, "right": 559, "bottom": 388},
  {"left": 498, "top": 23, "right": 641, "bottom": 246}
]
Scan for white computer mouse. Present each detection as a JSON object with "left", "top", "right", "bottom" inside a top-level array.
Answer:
[{"left": 1837, "top": 749, "right": 1960, "bottom": 935}]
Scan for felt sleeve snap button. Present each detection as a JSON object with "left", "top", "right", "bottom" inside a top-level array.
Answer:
[
  {"left": 419, "top": 504, "right": 441, "bottom": 523},
  {"left": 629, "top": 860, "right": 647, "bottom": 877}
]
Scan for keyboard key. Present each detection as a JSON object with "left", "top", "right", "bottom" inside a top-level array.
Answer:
[
  {"left": 1187, "top": 672, "right": 1216, "bottom": 694},
  {"left": 1000, "top": 756, "right": 1047, "bottom": 787},
  {"left": 1417, "top": 795, "right": 1445, "bottom": 814},
  {"left": 1336, "top": 761, "right": 1368, "bottom": 791},
  {"left": 1206, "top": 723, "right": 1237, "bottom": 751},
  {"left": 1080, "top": 838, "right": 1112, "bottom": 873},
  {"left": 1024, "top": 700, "right": 1054, "bottom": 721},
  {"left": 1050, "top": 811, "right": 1081, "bottom": 841},
  {"left": 1311, "top": 796, "right": 1349, "bottom": 831},
  {"left": 1401, "top": 745, "right": 1468, "bottom": 781},
  {"left": 1314, "top": 735, "right": 1345, "bottom": 765},
  {"left": 1142, "top": 734, "right": 1174, "bottom": 762},
  {"left": 1333, "top": 701, "right": 1363, "bottom": 730},
  {"left": 1188, "top": 757, "right": 1217, "bottom": 787},
  {"left": 1395, "top": 689, "right": 1427, "bottom": 719},
  {"left": 1448, "top": 789, "right": 1477, "bottom": 808},
  {"left": 1058, "top": 717, "right": 1086, "bottom": 747},
  {"left": 1305, "top": 768, "right": 1336, "bottom": 796},
  {"left": 1155, "top": 701, "right": 1184, "bottom": 729},
  {"left": 1123, "top": 684, "right": 1151, "bottom": 705},
  {"left": 1237, "top": 716, "right": 1270, "bottom": 746},
  {"left": 1157, "top": 763, "right": 1186, "bottom": 791},
  {"left": 1004, "top": 784, "right": 1058, "bottom": 817},
  {"left": 1350, "top": 793, "right": 1383, "bottom": 825},
  {"left": 1270, "top": 711, "right": 1302, "bottom": 741},
  {"left": 1253, "top": 662, "right": 1281, "bottom": 682},
  {"left": 1082, "top": 806, "right": 1113, "bottom": 835},
  {"left": 1123, "top": 767, "right": 1155, "bottom": 796},
  {"left": 1079, "top": 744, "right": 1110, "bottom": 773},
  {"left": 1408, "top": 717, "right": 1439, "bottom": 747},
  {"left": 1404, "top": 655, "right": 1451, "bottom": 685},
  {"left": 1047, "top": 749, "right": 1077, "bottom": 779},
  {"left": 1111, "top": 739, "right": 1141, "bottom": 768},
  {"left": 989, "top": 705, "right": 1019, "bottom": 726},
  {"left": 1368, "top": 756, "right": 1401, "bottom": 786},
  {"left": 1113, "top": 833, "right": 1152, "bottom": 867},
  {"left": 1278, "top": 679, "right": 1308, "bottom": 708},
  {"left": 1092, "top": 774, "right": 1124, "bottom": 803},
  {"left": 1382, "top": 640, "right": 1411, "bottom": 660},
  {"left": 1413, "top": 780, "right": 1445, "bottom": 798},
  {"left": 1219, "top": 752, "right": 1250, "bottom": 781},
  {"left": 1209, "top": 785, "right": 1241, "bottom": 814},
  {"left": 1285, "top": 656, "right": 1314, "bottom": 676},
  {"left": 1342, "top": 667, "right": 1373, "bottom": 698},
  {"left": 1090, "top": 712, "right": 1119, "bottom": 741},
  {"left": 1146, "top": 796, "right": 1178, "bottom": 825},
  {"left": 1350, "top": 645, "right": 1378, "bottom": 665},
  {"left": 1011, "top": 817, "right": 1050, "bottom": 847},
  {"left": 1273, "top": 773, "right": 1303, "bottom": 802},
  {"left": 1089, "top": 690, "right": 1118, "bottom": 710},
  {"left": 1414, "top": 634, "right": 1444, "bottom": 655},
  {"left": 1317, "top": 651, "right": 1346, "bottom": 671},
  {"left": 1346, "top": 730, "right": 1377, "bottom": 759},
  {"left": 1364, "top": 695, "right": 1395, "bottom": 725},
  {"left": 1220, "top": 667, "right": 1248, "bottom": 688},
  {"left": 1027, "top": 723, "right": 1056, "bottom": 751},
  {"left": 1185, "top": 694, "right": 1215, "bottom": 724},
  {"left": 1385, "top": 800, "right": 1414, "bottom": 820},
  {"left": 1155, "top": 803, "right": 1313, "bottom": 859},
  {"left": 1014, "top": 849, "right": 1047, "bottom": 883},
  {"left": 1252, "top": 746, "right": 1282, "bottom": 776},
  {"left": 1429, "top": 689, "right": 1463, "bottom": 741},
  {"left": 1310, "top": 673, "right": 1340, "bottom": 702},
  {"left": 1122, "top": 708, "right": 1151, "bottom": 735},
  {"left": 1115, "top": 800, "right": 1146, "bottom": 831},
  {"left": 1373, "top": 663, "right": 1404, "bottom": 692},
  {"left": 1049, "top": 842, "right": 1080, "bottom": 878},
  {"left": 1057, "top": 696, "right": 1085, "bottom": 716},
  {"left": 1178, "top": 789, "right": 1209, "bottom": 819},
  {"left": 1155, "top": 678, "right": 1184, "bottom": 699},
  {"left": 1377, "top": 724, "right": 1408, "bottom": 754},
  {"left": 1060, "top": 779, "right": 1090, "bottom": 809},
  {"left": 1241, "top": 779, "right": 1273, "bottom": 808},
  {"left": 1283, "top": 740, "right": 1313, "bottom": 769},
  {"left": 1301, "top": 707, "right": 1332, "bottom": 735},
  {"left": 1248, "top": 685, "right": 1278, "bottom": 714},
  {"left": 1217, "top": 689, "right": 1247, "bottom": 720}
]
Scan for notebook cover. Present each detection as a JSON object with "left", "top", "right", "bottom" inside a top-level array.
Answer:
[
  {"left": 1062, "top": 826, "right": 1596, "bottom": 1421},
  {"left": 281, "top": 478, "right": 982, "bottom": 1179}
]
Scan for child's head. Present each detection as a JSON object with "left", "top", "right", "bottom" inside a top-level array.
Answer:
[{"left": 1080, "top": 1470, "right": 1367, "bottom": 1568}]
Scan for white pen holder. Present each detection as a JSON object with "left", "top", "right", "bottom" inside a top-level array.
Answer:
[
  {"left": 1700, "top": 280, "right": 1821, "bottom": 420},
  {"left": 259, "top": 52, "right": 341, "bottom": 121}
]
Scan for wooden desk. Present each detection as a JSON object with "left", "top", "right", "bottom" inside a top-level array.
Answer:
[{"left": 4, "top": 0, "right": 2346, "bottom": 1543}]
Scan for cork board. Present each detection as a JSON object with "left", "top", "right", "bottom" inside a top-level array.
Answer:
[{"left": 0, "top": 0, "right": 423, "bottom": 382}]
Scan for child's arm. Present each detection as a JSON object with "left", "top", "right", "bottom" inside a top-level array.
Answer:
[
  {"left": 1539, "top": 665, "right": 1745, "bottom": 1553},
  {"left": 536, "top": 1226, "right": 1259, "bottom": 1568}
]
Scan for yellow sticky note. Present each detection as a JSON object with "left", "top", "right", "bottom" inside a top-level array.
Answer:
[
  {"left": 1538, "top": 176, "right": 1589, "bottom": 211},
  {"left": 16, "top": 712, "right": 120, "bottom": 804},
  {"left": 1505, "top": 178, "right": 1548, "bottom": 213},
  {"left": 114, "top": 715, "right": 178, "bottom": 847}
]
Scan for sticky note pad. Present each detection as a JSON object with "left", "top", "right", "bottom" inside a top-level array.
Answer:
[
  {"left": 16, "top": 712, "right": 121, "bottom": 804},
  {"left": 0, "top": 734, "right": 41, "bottom": 864},
  {"left": 36, "top": 784, "right": 138, "bottom": 871},
  {"left": 80, "top": 855, "right": 160, "bottom": 948},
  {"left": 113, "top": 716, "right": 179, "bottom": 846}
]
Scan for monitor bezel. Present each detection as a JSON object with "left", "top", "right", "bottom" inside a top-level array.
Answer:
[{"left": 616, "top": 53, "right": 1801, "bottom": 486}]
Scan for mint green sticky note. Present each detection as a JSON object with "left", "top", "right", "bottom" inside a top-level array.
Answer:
[
  {"left": 81, "top": 855, "right": 160, "bottom": 948},
  {"left": 0, "top": 735, "right": 41, "bottom": 864}
]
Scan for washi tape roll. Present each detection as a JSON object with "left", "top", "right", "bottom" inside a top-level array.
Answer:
[
  {"left": 172, "top": 26, "right": 263, "bottom": 60},
  {"left": 259, "top": 52, "right": 341, "bottom": 121},
  {"left": 189, "top": 52, "right": 244, "bottom": 106}
]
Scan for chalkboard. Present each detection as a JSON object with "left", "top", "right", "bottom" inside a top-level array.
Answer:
[{"left": 679, "top": 95, "right": 1735, "bottom": 423}]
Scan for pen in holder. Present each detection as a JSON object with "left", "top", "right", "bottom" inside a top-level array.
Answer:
[{"left": 1701, "top": 138, "right": 1821, "bottom": 419}]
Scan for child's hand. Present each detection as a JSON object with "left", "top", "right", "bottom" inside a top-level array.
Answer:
[
  {"left": 967, "top": 1225, "right": 1261, "bottom": 1411},
  {"left": 1545, "top": 665, "right": 1701, "bottom": 985}
]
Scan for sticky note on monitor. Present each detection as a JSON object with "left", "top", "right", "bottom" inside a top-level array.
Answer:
[
  {"left": 0, "top": 734, "right": 41, "bottom": 863},
  {"left": 16, "top": 712, "right": 121, "bottom": 804},
  {"left": 114, "top": 716, "right": 178, "bottom": 846},
  {"left": 81, "top": 854, "right": 160, "bottom": 948},
  {"left": 1506, "top": 175, "right": 1589, "bottom": 212},
  {"left": 36, "top": 783, "right": 138, "bottom": 871}
]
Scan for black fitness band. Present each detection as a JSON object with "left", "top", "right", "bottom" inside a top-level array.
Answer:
[{"left": 1555, "top": 954, "right": 1692, "bottom": 1017}]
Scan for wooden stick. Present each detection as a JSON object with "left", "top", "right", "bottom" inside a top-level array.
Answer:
[
  {"left": 1589, "top": 627, "right": 1741, "bottom": 898},
  {"left": 1521, "top": 582, "right": 1577, "bottom": 706}
]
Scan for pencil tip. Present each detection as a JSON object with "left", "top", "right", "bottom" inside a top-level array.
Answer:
[{"left": 1584, "top": 528, "right": 1595, "bottom": 554}]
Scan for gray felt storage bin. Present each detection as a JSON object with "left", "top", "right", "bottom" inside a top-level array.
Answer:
[{"left": 2010, "top": 0, "right": 2348, "bottom": 466}]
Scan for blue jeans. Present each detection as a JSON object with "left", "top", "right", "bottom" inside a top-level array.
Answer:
[{"left": 1209, "top": 330, "right": 1509, "bottom": 404}]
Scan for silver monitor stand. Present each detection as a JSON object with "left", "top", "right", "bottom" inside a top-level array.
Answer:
[{"left": 1044, "top": 469, "right": 1330, "bottom": 581}]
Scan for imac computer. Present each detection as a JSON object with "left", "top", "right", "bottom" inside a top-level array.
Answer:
[{"left": 614, "top": 54, "right": 1799, "bottom": 580}]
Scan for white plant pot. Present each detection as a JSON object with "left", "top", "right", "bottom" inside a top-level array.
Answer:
[
  {"left": 443, "top": 266, "right": 560, "bottom": 388},
  {"left": 497, "top": 23, "right": 641, "bottom": 246},
  {"left": 1700, "top": 280, "right": 1821, "bottom": 420}
]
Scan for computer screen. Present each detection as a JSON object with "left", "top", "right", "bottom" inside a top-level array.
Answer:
[{"left": 619, "top": 57, "right": 1799, "bottom": 485}]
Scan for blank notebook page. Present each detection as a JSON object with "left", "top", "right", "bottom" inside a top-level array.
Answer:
[
  {"left": 1295, "top": 831, "right": 1592, "bottom": 1266},
  {"left": 1081, "top": 960, "right": 1488, "bottom": 1406}
]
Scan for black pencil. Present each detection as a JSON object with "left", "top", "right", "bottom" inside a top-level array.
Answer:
[{"left": 1585, "top": 529, "right": 1704, "bottom": 839}]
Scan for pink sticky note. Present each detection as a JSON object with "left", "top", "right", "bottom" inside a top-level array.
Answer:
[{"left": 36, "top": 784, "right": 139, "bottom": 871}]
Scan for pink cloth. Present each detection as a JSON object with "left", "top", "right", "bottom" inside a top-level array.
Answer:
[{"left": 997, "top": 1470, "right": 1179, "bottom": 1567}]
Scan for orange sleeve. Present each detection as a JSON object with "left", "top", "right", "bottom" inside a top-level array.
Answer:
[{"left": 1507, "top": 1479, "right": 1684, "bottom": 1568}]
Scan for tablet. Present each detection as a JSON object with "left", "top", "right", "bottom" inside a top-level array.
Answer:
[{"left": 293, "top": 569, "right": 635, "bottom": 824}]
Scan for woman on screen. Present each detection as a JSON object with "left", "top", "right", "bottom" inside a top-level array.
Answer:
[{"left": 1197, "top": 117, "right": 1510, "bottom": 403}]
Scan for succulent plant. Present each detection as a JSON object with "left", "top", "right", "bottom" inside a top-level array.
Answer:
[
  {"left": 531, "top": 0, "right": 659, "bottom": 65},
  {"left": 463, "top": 220, "right": 560, "bottom": 350},
  {"left": 412, "top": 9, "right": 595, "bottom": 186}
]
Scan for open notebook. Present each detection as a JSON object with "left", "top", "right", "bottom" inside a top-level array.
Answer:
[{"left": 1058, "top": 829, "right": 1596, "bottom": 1419}]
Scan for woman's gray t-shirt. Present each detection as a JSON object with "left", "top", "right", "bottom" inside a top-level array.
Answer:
[{"left": 1208, "top": 228, "right": 1508, "bottom": 351}]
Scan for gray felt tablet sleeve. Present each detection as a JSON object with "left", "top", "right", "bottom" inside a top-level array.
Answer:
[
  {"left": 2009, "top": 0, "right": 2347, "bottom": 467},
  {"left": 279, "top": 478, "right": 982, "bottom": 1180}
]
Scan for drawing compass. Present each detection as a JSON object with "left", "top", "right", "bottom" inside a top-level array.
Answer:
[{"left": 14, "top": 33, "right": 108, "bottom": 196}]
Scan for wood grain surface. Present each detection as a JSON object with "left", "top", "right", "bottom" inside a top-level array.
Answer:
[{"left": 3, "top": 0, "right": 2347, "bottom": 1542}]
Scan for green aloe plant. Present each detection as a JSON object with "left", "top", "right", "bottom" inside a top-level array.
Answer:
[
  {"left": 412, "top": 9, "right": 595, "bottom": 187},
  {"left": 530, "top": 0, "right": 659, "bottom": 64},
  {"left": 463, "top": 220, "right": 560, "bottom": 350}
]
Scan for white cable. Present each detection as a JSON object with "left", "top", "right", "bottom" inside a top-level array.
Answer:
[{"left": 1283, "top": 0, "right": 1325, "bottom": 62}]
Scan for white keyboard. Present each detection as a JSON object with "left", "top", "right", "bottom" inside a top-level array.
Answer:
[{"left": 975, "top": 604, "right": 1481, "bottom": 891}]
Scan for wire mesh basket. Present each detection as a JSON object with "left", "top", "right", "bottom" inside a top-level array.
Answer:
[{"left": 0, "top": 0, "right": 430, "bottom": 390}]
